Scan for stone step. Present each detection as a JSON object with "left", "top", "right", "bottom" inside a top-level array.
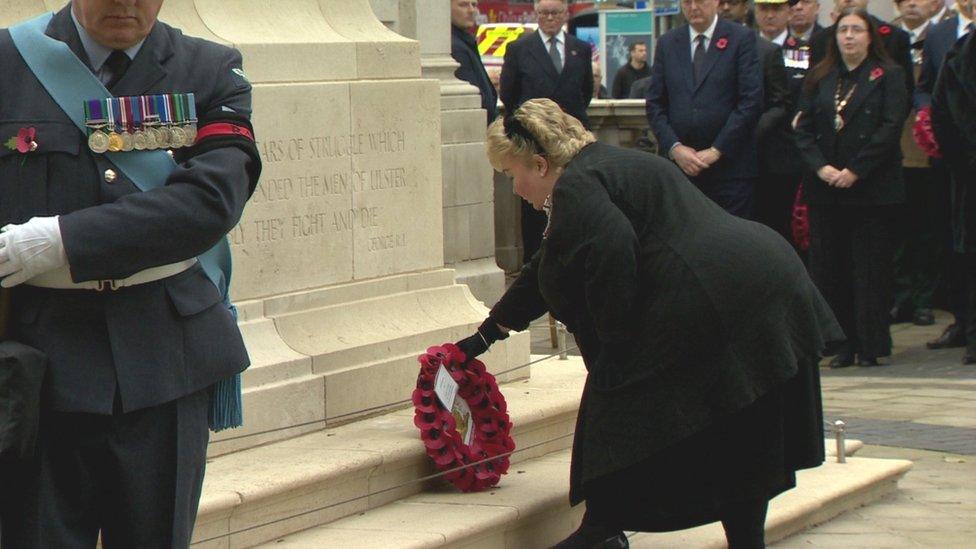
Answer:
[
  {"left": 191, "top": 353, "right": 870, "bottom": 548},
  {"left": 191, "top": 354, "right": 589, "bottom": 548},
  {"left": 256, "top": 448, "right": 911, "bottom": 548}
]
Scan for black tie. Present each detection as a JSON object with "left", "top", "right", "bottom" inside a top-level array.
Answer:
[
  {"left": 693, "top": 35, "right": 707, "bottom": 82},
  {"left": 104, "top": 50, "right": 131, "bottom": 89}
]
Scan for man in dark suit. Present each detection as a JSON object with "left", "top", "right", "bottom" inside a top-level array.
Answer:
[
  {"left": 451, "top": 0, "right": 499, "bottom": 124},
  {"left": 647, "top": 0, "right": 763, "bottom": 218},
  {"left": 810, "top": 0, "right": 915, "bottom": 98},
  {"left": 500, "top": 0, "right": 592, "bottom": 125},
  {"left": 0, "top": 1, "right": 260, "bottom": 546},
  {"left": 500, "top": 0, "right": 593, "bottom": 263},
  {"left": 916, "top": 0, "right": 975, "bottom": 351}
]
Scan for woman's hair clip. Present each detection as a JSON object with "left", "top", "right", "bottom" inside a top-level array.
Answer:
[{"left": 504, "top": 114, "right": 546, "bottom": 156}]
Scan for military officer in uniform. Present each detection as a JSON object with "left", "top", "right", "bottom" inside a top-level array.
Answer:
[{"left": 0, "top": 1, "right": 260, "bottom": 547}]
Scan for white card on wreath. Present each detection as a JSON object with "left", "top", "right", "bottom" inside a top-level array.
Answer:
[{"left": 434, "top": 365, "right": 459, "bottom": 411}]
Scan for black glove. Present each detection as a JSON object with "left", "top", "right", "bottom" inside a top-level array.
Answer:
[{"left": 455, "top": 318, "right": 509, "bottom": 362}]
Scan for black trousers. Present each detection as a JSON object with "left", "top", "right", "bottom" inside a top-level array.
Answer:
[
  {"left": 892, "top": 166, "right": 947, "bottom": 313},
  {"left": 521, "top": 198, "right": 547, "bottom": 265},
  {"left": 755, "top": 171, "right": 800, "bottom": 245},
  {"left": 0, "top": 390, "right": 210, "bottom": 548},
  {"left": 808, "top": 205, "right": 895, "bottom": 359}
]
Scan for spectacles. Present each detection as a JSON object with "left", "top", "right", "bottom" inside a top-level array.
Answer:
[
  {"left": 837, "top": 24, "right": 867, "bottom": 34},
  {"left": 536, "top": 9, "right": 566, "bottom": 17}
]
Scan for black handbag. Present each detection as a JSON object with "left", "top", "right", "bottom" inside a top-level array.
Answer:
[{"left": 0, "top": 288, "right": 47, "bottom": 461}]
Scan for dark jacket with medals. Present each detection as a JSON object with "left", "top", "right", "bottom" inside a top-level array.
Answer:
[
  {"left": 489, "top": 142, "right": 842, "bottom": 512},
  {"left": 932, "top": 32, "right": 976, "bottom": 252},
  {"left": 451, "top": 24, "right": 499, "bottom": 124},
  {"left": 795, "top": 61, "right": 907, "bottom": 206},
  {"left": 0, "top": 7, "right": 260, "bottom": 415}
]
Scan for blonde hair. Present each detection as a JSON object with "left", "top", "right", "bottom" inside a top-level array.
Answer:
[{"left": 486, "top": 98, "right": 596, "bottom": 171}]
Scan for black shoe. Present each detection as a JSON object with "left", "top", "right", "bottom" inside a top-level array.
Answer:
[
  {"left": 829, "top": 353, "right": 856, "bottom": 368},
  {"left": 927, "top": 323, "right": 966, "bottom": 349},
  {"left": 964, "top": 349, "right": 976, "bottom": 365},
  {"left": 912, "top": 308, "right": 935, "bottom": 326}
]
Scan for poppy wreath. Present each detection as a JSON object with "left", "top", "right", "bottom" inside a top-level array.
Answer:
[
  {"left": 912, "top": 106, "right": 941, "bottom": 158},
  {"left": 412, "top": 344, "right": 515, "bottom": 492}
]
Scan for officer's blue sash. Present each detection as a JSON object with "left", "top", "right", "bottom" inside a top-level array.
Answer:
[{"left": 9, "top": 12, "right": 242, "bottom": 431}]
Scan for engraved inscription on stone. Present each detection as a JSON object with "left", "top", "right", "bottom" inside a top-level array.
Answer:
[{"left": 230, "top": 83, "right": 441, "bottom": 301}]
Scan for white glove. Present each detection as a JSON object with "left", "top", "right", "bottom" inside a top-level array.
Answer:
[{"left": 0, "top": 216, "right": 67, "bottom": 288}]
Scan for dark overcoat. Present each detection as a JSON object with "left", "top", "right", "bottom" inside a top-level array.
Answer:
[
  {"left": 489, "top": 143, "right": 843, "bottom": 522},
  {"left": 500, "top": 30, "right": 593, "bottom": 126},
  {"left": 794, "top": 61, "right": 907, "bottom": 206},
  {"left": 932, "top": 32, "right": 976, "bottom": 252},
  {"left": 451, "top": 24, "right": 498, "bottom": 124}
]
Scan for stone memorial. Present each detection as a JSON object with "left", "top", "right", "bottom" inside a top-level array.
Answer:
[{"left": 0, "top": 0, "right": 529, "bottom": 456}]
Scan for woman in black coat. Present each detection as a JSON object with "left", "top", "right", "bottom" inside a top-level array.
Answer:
[
  {"left": 456, "top": 98, "right": 843, "bottom": 549},
  {"left": 794, "top": 8, "right": 907, "bottom": 368}
]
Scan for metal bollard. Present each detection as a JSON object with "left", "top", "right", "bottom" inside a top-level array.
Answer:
[
  {"left": 556, "top": 321, "right": 568, "bottom": 360},
  {"left": 832, "top": 420, "right": 847, "bottom": 463}
]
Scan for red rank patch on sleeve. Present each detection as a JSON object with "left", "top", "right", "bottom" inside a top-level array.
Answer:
[{"left": 194, "top": 122, "right": 255, "bottom": 145}]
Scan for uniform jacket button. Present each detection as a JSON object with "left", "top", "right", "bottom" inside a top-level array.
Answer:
[{"left": 104, "top": 169, "right": 117, "bottom": 183}]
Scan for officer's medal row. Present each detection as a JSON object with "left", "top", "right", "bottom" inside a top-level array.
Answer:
[
  {"left": 85, "top": 93, "right": 198, "bottom": 154},
  {"left": 784, "top": 45, "right": 811, "bottom": 70}
]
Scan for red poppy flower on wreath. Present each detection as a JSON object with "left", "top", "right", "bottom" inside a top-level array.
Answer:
[
  {"left": 869, "top": 66, "right": 884, "bottom": 81},
  {"left": 413, "top": 344, "right": 515, "bottom": 492},
  {"left": 912, "top": 106, "right": 941, "bottom": 158},
  {"left": 4, "top": 126, "right": 37, "bottom": 154},
  {"left": 715, "top": 37, "right": 728, "bottom": 50},
  {"left": 878, "top": 25, "right": 891, "bottom": 35}
]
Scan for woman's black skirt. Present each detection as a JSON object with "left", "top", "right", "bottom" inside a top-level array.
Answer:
[{"left": 582, "top": 356, "right": 824, "bottom": 532}]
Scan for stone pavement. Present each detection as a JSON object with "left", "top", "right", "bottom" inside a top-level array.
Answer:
[{"left": 527, "top": 310, "right": 976, "bottom": 547}]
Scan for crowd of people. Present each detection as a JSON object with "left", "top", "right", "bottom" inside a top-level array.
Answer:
[{"left": 451, "top": 0, "right": 976, "bottom": 369}]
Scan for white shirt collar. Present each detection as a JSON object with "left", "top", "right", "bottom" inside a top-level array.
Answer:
[
  {"left": 689, "top": 15, "right": 720, "bottom": 44},
  {"left": 766, "top": 29, "right": 789, "bottom": 45},
  {"left": 929, "top": 6, "right": 948, "bottom": 26},
  {"left": 900, "top": 20, "right": 929, "bottom": 44},
  {"left": 70, "top": 7, "right": 145, "bottom": 71},
  {"left": 959, "top": 11, "right": 974, "bottom": 39},
  {"left": 539, "top": 28, "right": 566, "bottom": 45}
]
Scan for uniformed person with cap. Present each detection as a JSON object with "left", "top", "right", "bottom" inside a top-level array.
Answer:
[{"left": 0, "top": 1, "right": 261, "bottom": 546}]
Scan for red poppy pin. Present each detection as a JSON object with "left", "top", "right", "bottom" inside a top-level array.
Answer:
[
  {"left": 869, "top": 66, "right": 884, "bottom": 81},
  {"left": 879, "top": 25, "right": 892, "bottom": 35},
  {"left": 4, "top": 126, "right": 37, "bottom": 154},
  {"left": 716, "top": 37, "right": 729, "bottom": 50},
  {"left": 786, "top": 37, "right": 797, "bottom": 47}
]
